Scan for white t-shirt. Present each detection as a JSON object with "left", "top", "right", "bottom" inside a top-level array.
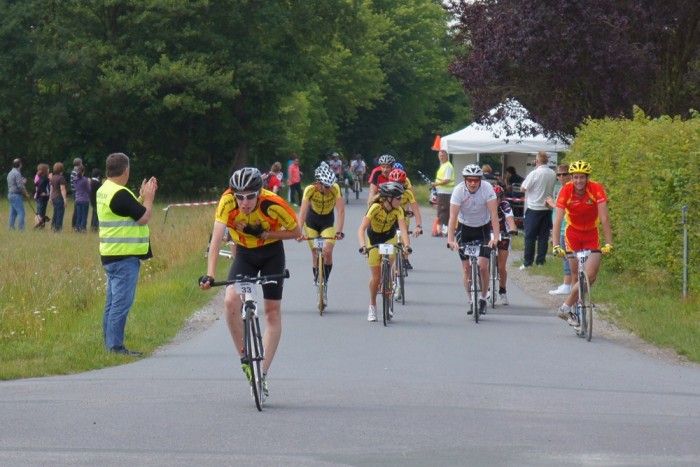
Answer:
[
  {"left": 521, "top": 165, "right": 556, "bottom": 210},
  {"left": 450, "top": 180, "right": 497, "bottom": 227},
  {"left": 350, "top": 160, "right": 365, "bottom": 173},
  {"left": 328, "top": 159, "right": 343, "bottom": 175}
]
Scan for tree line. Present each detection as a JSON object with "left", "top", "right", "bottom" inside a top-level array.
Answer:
[{"left": 0, "top": 0, "right": 469, "bottom": 197}]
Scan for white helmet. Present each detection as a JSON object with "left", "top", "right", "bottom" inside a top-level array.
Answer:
[{"left": 462, "top": 164, "right": 483, "bottom": 178}]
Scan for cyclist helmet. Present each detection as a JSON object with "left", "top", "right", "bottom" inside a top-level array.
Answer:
[
  {"left": 315, "top": 164, "right": 336, "bottom": 187},
  {"left": 393, "top": 162, "right": 404, "bottom": 170},
  {"left": 378, "top": 154, "right": 395, "bottom": 166},
  {"left": 379, "top": 181, "right": 405, "bottom": 198},
  {"left": 229, "top": 167, "right": 263, "bottom": 192},
  {"left": 389, "top": 168, "right": 407, "bottom": 183},
  {"left": 462, "top": 164, "right": 483, "bottom": 178},
  {"left": 493, "top": 184, "right": 504, "bottom": 196},
  {"left": 568, "top": 160, "right": 592, "bottom": 174}
]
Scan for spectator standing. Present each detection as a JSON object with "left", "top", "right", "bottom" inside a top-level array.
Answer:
[
  {"left": 34, "top": 163, "right": 51, "bottom": 228},
  {"left": 90, "top": 168, "right": 102, "bottom": 231},
  {"left": 7, "top": 158, "right": 30, "bottom": 231},
  {"left": 97, "top": 152, "right": 158, "bottom": 356},
  {"left": 49, "top": 162, "right": 68, "bottom": 232},
  {"left": 73, "top": 166, "right": 91, "bottom": 232},
  {"left": 70, "top": 158, "right": 83, "bottom": 230},
  {"left": 430, "top": 150, "right": 455, "bottom": 236},
  {"left": 519, "top": 152, "right": 556, "bottom": 269},
  {"left": 288, "top": 156, "right": 303, "bottom": 206}
]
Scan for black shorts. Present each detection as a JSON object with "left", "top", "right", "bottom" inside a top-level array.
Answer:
[
  {"left": 455, "top": 222, "right": 491, "bottom": 260},
  {"left": 228, "top": 241, "right": 286, "bottom": 300}
]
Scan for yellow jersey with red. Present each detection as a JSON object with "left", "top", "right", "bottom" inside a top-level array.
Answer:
[
  {"left": 555, "top": 180, "right": 607, "bottom": 232},
  {"left": 215, "top": 188, "right": 298, "bottom": 248}
]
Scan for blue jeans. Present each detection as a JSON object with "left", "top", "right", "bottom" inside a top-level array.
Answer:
[
  {"left": 74, "top": 201, "right": 89, "bottom": 231},
  {"left": 559, "top": 232, "right": 571, "bottom": 275},
  {"left": 8, "top": 193, "right": 25, "bottom": 230},
  {"left": 523, "top": 208, "right": 552, "bottom": 266},
  {"left": 51, "top": 198, "right": 65, "bottom": 232},
  {"left": 103, "top": 257, "right": 141, "bottom": 350}
]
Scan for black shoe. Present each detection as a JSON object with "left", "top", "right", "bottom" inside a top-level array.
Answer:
[
  {"left": 467, "top": 304, "right": 474, "bottom": 315},
  {"left": 405, "top": 259, "right": 413, "bottom": 270},
  {"left": 479, "top": 299, "right": 487, "bottom": 315},
  {"left": 110, "top": 346, "right": 143, "bottom": 357}
]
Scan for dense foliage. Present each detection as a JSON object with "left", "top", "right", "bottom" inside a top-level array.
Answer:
[
  {"left": 0, "top": 0, "right": 469, "bottom": 196},
  {"left": 447, "top": 0, "right": 700, "bottom": 138},
  {"left": 567, "top": 108, "right": 700, "bottom": 292}
]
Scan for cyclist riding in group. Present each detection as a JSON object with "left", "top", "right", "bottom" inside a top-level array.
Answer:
[
  {"left": 366, "top": 155, "right": 413, "bottom": 206},
  {"left": 389, "top": 168, "right": 423, "bottom": 269},
  {"left": 446, "top": 164, "right": 500, "bottom": 315},
  {"left": 297, "top": 164, "right": 346, "bottom": 299},
  {"left": 492, "top": 184, "right": 518, "bottom": 305},
  {"left": 357, "top": 181, "right": 412, "bottom": 322},
  {"left": 199, "top": 167, "right": 301, "bottom": 398},
  {"left": 552, "top": 160, "right": 613, "bottom": 325},
  {"left": 350, "top": 154, "right": 366, "bottom": 188}
]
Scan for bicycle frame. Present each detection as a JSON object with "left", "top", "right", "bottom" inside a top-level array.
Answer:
[
  {"left": 368, "top": 244, "right": 395, "bottom": 326},
  {"left": 454, "top": 241, "right": 483, "bottom": 322},
  {"left": 307, "top": 236, "right": 334, "bottom": 315},
  {"left": 572, "top": 250, "right": 596, "bottom": 341}
]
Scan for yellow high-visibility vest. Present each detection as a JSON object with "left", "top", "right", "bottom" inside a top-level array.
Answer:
[{"left": 97, "top": 180, "right": 149, "bottom": 256}]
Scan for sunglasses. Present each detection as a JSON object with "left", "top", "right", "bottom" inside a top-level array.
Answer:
[
  {"left": 465, "top": 178, "right": 481, "bottom": 183},
  {"left": 234, "top": 192, "right": 258, "bottom": 201}
]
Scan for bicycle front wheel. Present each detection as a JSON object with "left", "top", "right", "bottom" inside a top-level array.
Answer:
[
  {"left": 317, "top": 253, "right": 325, "bottom": 315},
  {"left": 395, "top": 252, "right": 405, "bottom": 305},
  {"left": 581, "top": 272, "right": 593, "bottom": 341},
  {"left": 472, "top": 258, "right": 480, "bottom": 323},
  {"left": 381, "top": 260, "right": 392, "bottom": 326},
  {"left": 246, "top": 314, "right": 265, "bottom": 411},
  {"left": 355, "top": 180, "right": 360, "bottom": 199}
]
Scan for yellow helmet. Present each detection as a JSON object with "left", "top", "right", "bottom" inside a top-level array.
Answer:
[{"left": 568, "top": 160, "right": 592, "bottom": 175}]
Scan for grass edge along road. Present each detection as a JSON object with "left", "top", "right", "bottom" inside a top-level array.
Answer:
[{"left": 1, "top": 196, "right": 698, "bottom": 379}]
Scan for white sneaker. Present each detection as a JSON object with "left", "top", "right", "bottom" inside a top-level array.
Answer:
[
  {"left": 557, "top": 304, "right": 571, "bottom": 321},
  {"left": 367, "top": 305, "right": 377, "bottom": 322},
  {"left": 549, "top": 284, "right": 572, "bottom": 295},
  {"left": 499, "top": 293, "right": 509, "bottom": 305},
  {"left": 519, "top": 264, "right": 529, "bottom": 271}
]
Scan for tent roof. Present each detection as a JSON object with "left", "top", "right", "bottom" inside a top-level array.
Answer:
[{"left": 441, "top": 99, "right": 570, "bottom": 154}]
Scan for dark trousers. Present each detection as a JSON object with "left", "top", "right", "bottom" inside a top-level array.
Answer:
[
  {"left": 523, "top": 208, "right": 552, "bottom": 266},
  {"left": 289, "top": 182, "right": 302, "bottom": 205},
  {"left": 436, "top": 193, "right": 451, "bottom": 227}
]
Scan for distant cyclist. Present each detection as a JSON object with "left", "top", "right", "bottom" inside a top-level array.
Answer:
[
  {"left": 199, "top": 167, "right": 301, "bottom": 398},
  {"left": 552, "top": 160, "right": 613, "bottom": 326},
  {"left": 389, "top": 168, "right": 422, "bottom": 269},
  {"left": 493, "top": 185, "right": 518, "bottom": 305},
  {"left": 350, "top": 154, "right": 366, "bottom": 188},
  {"left": 446, "top": 164, "right": 500, "bottom": 315},
  {"left": 357, "top": 181, "right": 411, "bottom": 322},
  {"left": 297, "top": 164, "right": 346, "bottom": 298}
]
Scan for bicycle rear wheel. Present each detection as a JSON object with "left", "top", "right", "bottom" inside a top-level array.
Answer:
[
  {"left": 381, "top": 260, "right": 391, "bottom": 326},
  {"left": 489, "top": 248, "right": 498, "bottom": 308},
  {"left": 581, "top": 273, "right": 593, "bottom": 341},
  {"left": 354, "top": 180, "right": 360, "bottom": 199},
  {"left": 317, "top": 253, "right": 325, "bottom": 315}
]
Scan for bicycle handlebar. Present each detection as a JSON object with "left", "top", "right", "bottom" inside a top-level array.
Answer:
[{"left": 200, "top": 269, "right": 290, "bottom": 288}]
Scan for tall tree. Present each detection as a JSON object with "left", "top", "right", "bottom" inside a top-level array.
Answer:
[{"left": 447, "top": 0, "right": 700, "bottom": 137}]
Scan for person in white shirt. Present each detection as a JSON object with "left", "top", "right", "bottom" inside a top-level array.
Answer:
[
  {"left": 519, "top": 151, "right": 556, "bottom": 269},
  {"left": 447, "top": 164, "right": 499, "bottom": 315}
]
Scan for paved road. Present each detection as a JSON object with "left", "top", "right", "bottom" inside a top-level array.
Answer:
[{"left": 2, "top": 200, "right": 699, "bottom": 466}]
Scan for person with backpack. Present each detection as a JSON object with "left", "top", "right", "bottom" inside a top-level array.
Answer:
[{"left": 263, "top": 162, "right": 282, "bottom": 194}]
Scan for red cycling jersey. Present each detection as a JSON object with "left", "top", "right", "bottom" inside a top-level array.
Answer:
[{"left": 555, "top": 180, "right": 607, "bottom": 232}]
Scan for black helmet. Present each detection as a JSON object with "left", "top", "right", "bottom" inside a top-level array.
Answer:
[
  {"left": 229, "top": 167, "right": 263, "bottom": 192},
  {"left": 379, "top": 181, "right": 405, "bottom": 198}
]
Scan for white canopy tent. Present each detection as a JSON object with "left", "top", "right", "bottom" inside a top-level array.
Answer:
[{"left": 440, "top": 99, "right": 570, "bottom": 176}]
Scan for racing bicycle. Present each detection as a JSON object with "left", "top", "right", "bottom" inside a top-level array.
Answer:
[
  {"left": 200, "top": 270, "right": 290, "bottom": 411},
  {"left": 301, "top": 235, "right": 338, "bottom": 316},
  {"left": 450, "top": 241, "right": 484, "bottom": 322},
  {"left": 488, "top": 230, "right": 518, "bottom": 308},
  {"left": 353, "top": 172, "right": 362, "bottom": 199},
  {"left": 571, "top": 249, "right": 597, "bottom": 341},
  {"left": 393, "top": 229, "right": 413, "bottom": 305},
  {"left": 364, "top": 243, "right": 411, "bottom": 326}
]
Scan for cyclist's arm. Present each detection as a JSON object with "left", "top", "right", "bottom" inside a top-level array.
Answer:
[
  {"left": 410, "top": 200, "right": 423, "bottom": 235},
  {"left": 357, "top": 216, "right": 371, "bottom": 248},
  {"left": 506, "top": 213, "right": 517, "bottom": 232},
  {"left": 335, "top": 195, "right": 345, "bottom": 235},
  {"left": 203, "top": 220, "right": 227, "bottom": 288},
  {"left": 297, "top": 197, "right": 310, "bottom": 231},
  {"left": 446, "top": 202, "right": 460, "bottom": 247},
  {"left": 398, "top": 217, "right": 411, "bottom": 250},
  {"left": 487, "top": 198, "right": 499, "bottom": 248},
  {"left": 263, "top": 224, "right": 301, "bottom": 241},
  {"left": 552, "top": 207, "right": 565, "bottom": 246},
  {"left": 367, "top": 184, "right": 378, "bottom": 206},
  {"left": 597, "top": 201, "right": 613, "bottom": 246}
]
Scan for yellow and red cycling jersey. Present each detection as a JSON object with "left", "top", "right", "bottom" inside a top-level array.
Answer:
[
  {"left": 555, "top": 180, "right": 607, "bottom": 232},
  {"left": 215, "top": 188, "right": 298, "bottom": 248},
  {"left": 399, "top": 188, "right": 416, "bottom": 214},
  {"left": 303, "top": 183, "right": 341, "bottom": 215}
]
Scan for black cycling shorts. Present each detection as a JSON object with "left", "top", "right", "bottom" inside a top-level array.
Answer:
[
  {"left": 455, "top": 222, "right": 491, "bottom": 260},
  {"left": 228, "top": 241, "right": 286, "bottom": 300}
]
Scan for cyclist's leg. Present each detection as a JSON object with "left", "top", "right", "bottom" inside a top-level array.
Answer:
[
  {"left": 260, "top": 299, "right": 281, "bottom": 374},
  {"left": 305, "top": 224, "right": 320, "bottom": 282},
  {"left": 477, "top": 255, "right": 490, "bottom": 301},
  {"left": 498, "top": 248, "right": 509, "bottom": 289},
  {"left": 320, "top": 225, "right": 336, "bottom": 281},
  {"left": 584, "top": 252, "right": 602, "bottom": 285},
  {"left": 459, "top": 259, "right": 471, "bottom": 297},
  {"left": 224, "top": 285, "right": 244, "bottom": 357}
]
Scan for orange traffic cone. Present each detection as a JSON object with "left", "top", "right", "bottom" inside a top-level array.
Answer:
[{"left": 431, "top": 135, "right": 441, "bottom": 151}]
